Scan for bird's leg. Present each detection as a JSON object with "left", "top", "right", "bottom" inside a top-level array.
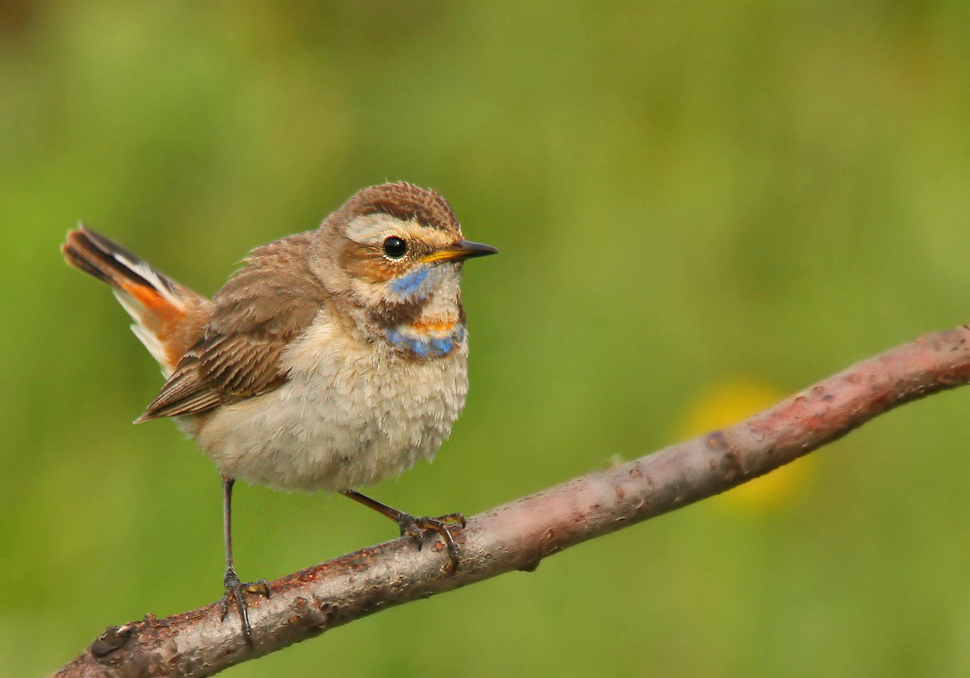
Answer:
[
  {"left": 342, "top": 490, "right": 466, "bottom": 572},
  {"left": 218, "top": 477, "right": 270, "bottom": 647}
]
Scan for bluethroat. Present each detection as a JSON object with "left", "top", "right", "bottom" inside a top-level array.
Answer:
[{"left": 62, "top": 182, "right": 497, "bottom": 644}]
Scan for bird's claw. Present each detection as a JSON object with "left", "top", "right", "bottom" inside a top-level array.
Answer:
[
  {"left": 396, "top": 512, "right": 466, "bottom": 573},
  {"left": 220, "top": 569, "right": 271, "bottom": 647}
]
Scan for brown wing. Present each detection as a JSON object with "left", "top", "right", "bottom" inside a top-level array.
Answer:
[{"left": 136, "top": 233, "right": 328, "bottom": 422}]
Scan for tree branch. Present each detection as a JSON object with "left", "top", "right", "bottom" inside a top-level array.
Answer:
[{"left": 54, "top": 324, "right": 970, "bottom": 677}]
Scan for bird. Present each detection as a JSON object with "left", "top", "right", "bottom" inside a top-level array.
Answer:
[{"left": 61, "top": 182, "right": 497, "bottom": 645}]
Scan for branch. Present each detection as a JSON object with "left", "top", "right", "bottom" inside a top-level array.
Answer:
[{"left": 54, "top": 324, "right": 970, "bottom": 677}]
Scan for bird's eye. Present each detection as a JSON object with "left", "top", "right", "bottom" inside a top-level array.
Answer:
[{"left": 382, "top": 236, "right": 408, "bottom": 259}]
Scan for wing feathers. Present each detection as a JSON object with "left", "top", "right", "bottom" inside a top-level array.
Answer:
[{"left": 136, "top": 232, "right": 327, "bottom": 422}]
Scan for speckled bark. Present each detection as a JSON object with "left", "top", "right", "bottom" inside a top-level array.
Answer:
[{"left": 54, "top": 324, "right": 970, "bottom": 678}]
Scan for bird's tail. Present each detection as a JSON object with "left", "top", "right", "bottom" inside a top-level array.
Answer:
[{"left": 62, "top": 225, "right": 207, "bottom": 374}]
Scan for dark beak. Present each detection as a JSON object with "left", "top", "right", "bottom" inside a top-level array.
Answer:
[{"left": 423, "top": 240, "right": 499, "bottom": 263}]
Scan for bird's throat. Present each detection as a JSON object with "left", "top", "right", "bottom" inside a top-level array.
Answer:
[{"left": 385, "top": 317, "right": 466, "bottom": 358}]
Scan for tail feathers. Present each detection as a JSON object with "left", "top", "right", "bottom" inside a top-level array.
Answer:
[{"left": 63, "top": 225, "right": 207, "bottom": 373}]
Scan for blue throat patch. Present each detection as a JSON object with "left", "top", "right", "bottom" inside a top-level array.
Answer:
[
  {"left": 389, "top": 266, "right": 431, "bottom": 298},
  {"left": 386, "top": 325, "right": 465, "bottom": 358}
]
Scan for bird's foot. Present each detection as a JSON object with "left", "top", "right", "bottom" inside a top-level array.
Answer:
[
  {"left": 220, "top": 568, "right": 271, "bottom": 647},
  {"left": 396, "top": 512, "right": 467, "bottom": 573}
]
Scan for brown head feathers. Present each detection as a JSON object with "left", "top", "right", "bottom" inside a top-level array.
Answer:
[{"left": 338, "top": 182, "right": 460, "bottom": 233}]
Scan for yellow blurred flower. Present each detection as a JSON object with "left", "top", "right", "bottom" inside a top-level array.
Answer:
[{"left": 676, "top": 378, "right": 814, "bottom": 513}]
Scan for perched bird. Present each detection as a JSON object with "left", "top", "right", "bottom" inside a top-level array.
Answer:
[{"left": 62, "top": 182, "right": 497, "bottom": 644}]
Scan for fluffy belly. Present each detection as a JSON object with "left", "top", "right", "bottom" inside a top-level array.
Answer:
[{"left": 190, "top": 334, "right": 469, "bottom": 493}]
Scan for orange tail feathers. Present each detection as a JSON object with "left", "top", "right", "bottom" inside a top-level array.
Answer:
[{"left": 62, "top": 225, "right": 209, "bottom": 374}]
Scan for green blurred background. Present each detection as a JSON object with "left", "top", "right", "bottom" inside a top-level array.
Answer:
[{"left": 3, "top": 1, "right": 970, "bottom": 675}]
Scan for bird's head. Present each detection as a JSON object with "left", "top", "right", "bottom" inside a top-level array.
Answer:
[{"left": 311, "top": 183, "right": 497, "bottom": 354}]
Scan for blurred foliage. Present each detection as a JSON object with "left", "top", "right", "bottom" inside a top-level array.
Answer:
[{"left": 2, "top": 1, "right": 970, "bottom": 675}]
